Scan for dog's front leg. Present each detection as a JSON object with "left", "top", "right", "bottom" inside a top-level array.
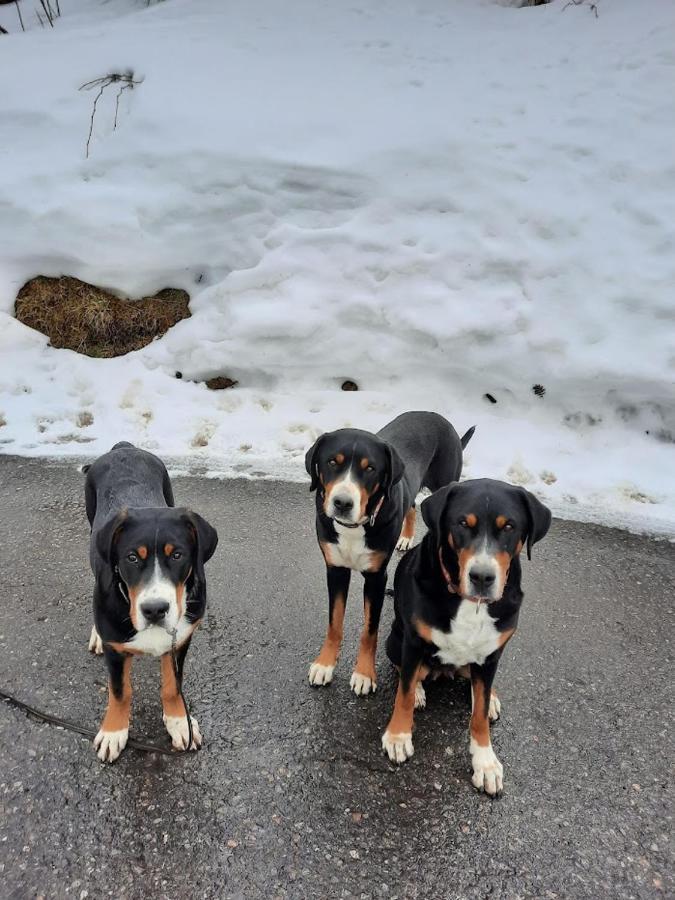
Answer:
[
  {"left": 309, "top": 565, "right": 350, "bottom": 686},
  {"left": 469, "top": 652, "right": 504, "bottom": 796},
  {"left": 382, "top": 639, "right": 423, "bottom": 763},
  {"left": 161, "top": 638, "right": 201, "bottom": 751},
  {"left": 351, "top": 568, "right": 387, "bottom": 696},
  {"left": 94, "top": 648, "right": 133, "bottom": 763}
]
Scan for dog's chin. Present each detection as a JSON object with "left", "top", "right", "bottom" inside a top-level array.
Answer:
[
  {"left": 462, "top": 593, "right": 501, "bottom": 605},
  {"left": 333, "top": 516, "right": 365, "bottom": 528}
]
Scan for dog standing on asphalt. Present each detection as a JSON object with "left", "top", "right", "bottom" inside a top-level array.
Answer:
[
  {"left": 305, "top": 411, "right": 474, "bottom": 695},
  {"left": 382, "top": 478, "right": 551, "bottom": 795},
  {"left": 84, "top": 442, "right": 218, "bottom": 762}
]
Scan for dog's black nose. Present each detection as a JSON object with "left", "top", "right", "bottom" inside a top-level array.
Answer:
[
  {"left": 140, "top": 599, "right": 170, "bottom": 624},
  {"left": 469, "top": 570, "right": 496, "bottom": 594},
  {"left": 332, "top": 496, "right": 354, "bottom": 515}
]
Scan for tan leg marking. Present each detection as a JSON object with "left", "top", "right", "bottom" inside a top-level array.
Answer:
[
  {"left": 351, "top": 599, "right": 378, "bottom": 695},
  {"left": 396, "top": 507, "right": 416, "bottom": 551},
  {"left": 309, "top": 593, "right": 346, "bottom": 685},
  {"left": 382, "top": 663, "right": 422, "bottom": 763}
]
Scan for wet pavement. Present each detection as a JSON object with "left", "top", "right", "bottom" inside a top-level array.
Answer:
[{"left": 0, "top": 455, "right": 673, "bottom": 899}]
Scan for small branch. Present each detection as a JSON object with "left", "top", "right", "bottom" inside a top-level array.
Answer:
[
  {"left": 15, "top": 0, "right": 24, "bottom": 30},
  {"left": 79, "top": 71, "right": 143, "bottom": 158},
  {"left": 38, "top": 0, "right": 54, "bottom": 26}
]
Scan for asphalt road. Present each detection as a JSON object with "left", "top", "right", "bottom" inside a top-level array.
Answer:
[{"left": 0, "top": 455, "right": 672, "bottom": 900}]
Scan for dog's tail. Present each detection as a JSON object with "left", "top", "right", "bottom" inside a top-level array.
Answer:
[{"left": 460, "top": 425, "right": 476, "bottom": 449}]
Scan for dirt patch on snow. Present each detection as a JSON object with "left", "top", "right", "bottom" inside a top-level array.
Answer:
[{"left": 15, "top": 276, "right": 190, "bottom": 357}]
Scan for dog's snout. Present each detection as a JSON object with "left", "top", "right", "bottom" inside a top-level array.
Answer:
[
  {"left": 469, "top": 569, "right": 496, "bottom": 594},
  {"left": 332, "top": 495, "right": 354, "bottom": 515},
  {"left": 140, "top": 599, "right": 170, "bottom": 624}
]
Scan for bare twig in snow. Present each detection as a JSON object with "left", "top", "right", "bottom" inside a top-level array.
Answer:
[
  {"left": 15, "top": 1, "right": 25, "bottom": 31},
  {"left": 79, "top": 71, "right": 143, "bottom": 158}
]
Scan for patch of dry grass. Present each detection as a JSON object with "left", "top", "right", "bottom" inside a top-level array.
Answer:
[{"left": 15, "top": 276, "right": 190, "bottom": 357}]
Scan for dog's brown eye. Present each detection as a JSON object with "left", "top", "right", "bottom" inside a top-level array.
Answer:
[
  {"left": 328, "top": 459, "right": 337, "bottom": 467},
  {"left": 127, "top": 553, "right": 138, "bottom": 564},
  {"left": 172, "top": 551, "right": 182, "bottom": 560},
  {"left": 503, "top": 523, "right": 514, "bottom": 532},
  {"left": 366, "top": 465, "right": 375, "bottom": 473},
  {"left": 459, "top": 519, "right": 469, "bottom": 529}
]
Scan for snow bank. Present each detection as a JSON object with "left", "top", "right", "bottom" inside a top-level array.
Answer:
[{"left": 1, "top": 0, "right": 674, "bottom": 534}]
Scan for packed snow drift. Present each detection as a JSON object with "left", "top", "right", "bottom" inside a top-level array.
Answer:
[{"left": 1, "top": 0, "right": 674, "bottom": 534}]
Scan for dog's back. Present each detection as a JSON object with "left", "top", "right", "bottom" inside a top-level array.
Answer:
[
  {"left": 377, "top": 411, "right": 473, "bottom": 498},
  {"left": 85, "top": 441, "right": 174, "bottom": 568}
]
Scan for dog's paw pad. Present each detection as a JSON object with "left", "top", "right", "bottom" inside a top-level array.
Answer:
[
  {"left": 382, "top": 729, "right": 414, "bottom": 764},
  {"left": 88, "top": 626, "right": 104, "bottom": 655},
  {"left": 488, "top": 692, "right": 501, "bottom": 722},
  {"left": 163, "top": 714, "right": 202, "bottom": 751},
  {"left": 94, "top": 728, "right": 128, "bottom": 763},
  {"left": 470, "top": 742, "right": 503, "bottom": 796},
  {"left": 308, "top": 662, "right": 335, "bottom": 686},
  {"left": 350, "top": 671, "right": 376, "bottom": 696},
  {"left": 396, "top": 536, "right": 413, "bottom": 552},
  {"left": 414, "top": 682, "right": 427, "bottom": 709}
]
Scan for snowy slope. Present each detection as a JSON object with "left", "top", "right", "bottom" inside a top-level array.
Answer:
[{"left": 0, "top": 0, "right": 674, "bottom": 534}]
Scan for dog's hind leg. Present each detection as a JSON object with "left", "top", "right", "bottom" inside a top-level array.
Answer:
[{"left": 396, "top": 506, "right": 416, "bottom": 552}]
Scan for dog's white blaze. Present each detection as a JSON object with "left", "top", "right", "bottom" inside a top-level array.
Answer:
[
  {"left": 430, "top": 600, "right": 502, "bottom": 667},
  {"left": 326, "top": 469, "right": 363, "bottom": 525},
  {"left": 326, "top": 523, "right": 377, "bottom": 572},
  {"left": 462, "top": 538, "right": 504, "bottom": 600}
]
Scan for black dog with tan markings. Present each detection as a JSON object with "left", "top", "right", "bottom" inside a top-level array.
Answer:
[
  {"left": 383, "top": 478, "right": 551, "bottom": 796},
  {"left": 84, "top": 442, "right": 218, "bottom": 762},
  {"left": 305, "top": 411, "right": 474, "bottom": 695}
]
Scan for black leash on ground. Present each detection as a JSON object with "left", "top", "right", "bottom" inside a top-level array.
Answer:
[{"left": 0, "top": 687, "right": 175, "bottom": 756}]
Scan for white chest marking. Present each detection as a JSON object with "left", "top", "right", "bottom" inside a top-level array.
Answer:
[
  {"left": 431, "top": 600, "right": 502, "bottom": 667},
  {"left": 126, "top": 616, "right": 194, "bottom": 657},
  {"left": 326, "top": 524, "right": 377, "bottom": 573}
]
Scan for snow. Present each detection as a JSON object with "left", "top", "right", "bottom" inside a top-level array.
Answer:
[{"left": 1, "top": 0, "right": 674, "bottom": 535}]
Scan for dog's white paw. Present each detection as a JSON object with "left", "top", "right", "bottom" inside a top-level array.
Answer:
[
  {"left": 488, "top": 692, "right": 501, "bottom": 722},
  {"left": 382, "top": 729, "right": 414, "bottom": 763},
  {"left": 88, "top": 626, "right": 104, "bottom": 655},
  {"left": 414, "top": 681, "right": 427, "bottom": 709},
  {"left": 94, "top": 728, "right": 128, "bottom": 763},
  {"left": 308, "top": 662, "right": 335, "bottom": 686},
  {"left": 350, "top": 671, "right": 376, "bottom": 696},
  {"left": 470, "top": 739, "right": 503, "bottom": 796},
  {"left": 396, "top": 536, "right": 413, "bottom": 552},
  {"left": 163, "top": 714, "right": 202, "bottom": 751}
]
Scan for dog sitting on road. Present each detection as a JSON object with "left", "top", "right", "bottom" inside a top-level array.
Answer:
[
  {"left": 84, "top": 442, "right": 218, "bottom": 762},
  {"left": 304, "top": 411, "right": 475, "bottom": 696},
  {"left": 382, "top": 478, "right": 551, "bottom": 796}
]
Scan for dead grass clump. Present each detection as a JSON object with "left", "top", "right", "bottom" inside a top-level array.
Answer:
[
  {"left": 15, "top": 276, "right": 190, "bottom": 357},
  {"left": 205, "top": 376, "right": 238, "bottom": 391}
]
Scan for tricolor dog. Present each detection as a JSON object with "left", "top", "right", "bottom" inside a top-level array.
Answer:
[
  {"left": 383, "top": 478, "right": 551, "bottom": 795},
  {"left": 84, "top": 442, "right": 218, "bottom": 762},
  {"left": 305, "top": 411, "right": 474, "bottom": 695}
]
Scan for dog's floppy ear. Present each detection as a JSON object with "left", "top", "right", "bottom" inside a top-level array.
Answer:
[
  {"left": 305, "top": 434, "right": 326, "bottom": 492},
  {"left": 183, "top": 510, "right": 218, "bottom": 563},
  {"left": 517, "top": 488, "right": 551, "bottom": 560},
  {"left": 182, "top": 510, "right": 218, "bottom": 588},
  {"left": 382, "top": 442, "right": 405, "bottom": 499},
  {"left": 421, "top": 483, "right": 458, "bottom": 544},
  {"left": 95, "top": 509, "right": 129, "bottom": 565}
]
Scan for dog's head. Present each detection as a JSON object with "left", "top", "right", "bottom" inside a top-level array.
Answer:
[
  {"left": 305, "top": 428, "right": 404, "bottom": 526},
  {"left": 96, "top": 507, "right": 218, "bottom": 634},
  {"left": 421, "top": 478, "right": 551, "bottom": 602}
]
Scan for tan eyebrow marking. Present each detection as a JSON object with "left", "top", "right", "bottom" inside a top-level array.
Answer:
[
  {"left": 335, "top": 452, "right": 345, "bottom": 464},
  {"left": 495, "top": 515, "right": 508, "bottom": 529},
  {"left": 164, "top": 543, "right": 175, "bottom": 557},
  {"left": 465, "top": 513, "right": 477, "bottom": 528},
  {"left": 137, "top": 546, "right": 148, "bottom": 560},
  {"left": 360, "top": 457, "right": 370, "bottom": 470}
]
